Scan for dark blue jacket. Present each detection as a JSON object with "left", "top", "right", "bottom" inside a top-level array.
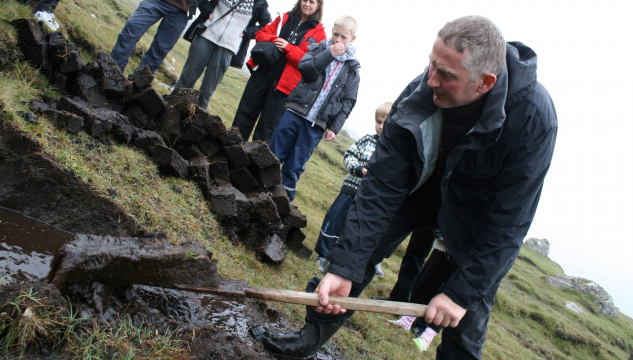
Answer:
[{"left": 327, "top": 42, "right": 558, "bottom": 311}]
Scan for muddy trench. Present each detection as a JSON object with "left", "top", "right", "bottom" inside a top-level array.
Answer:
[{"left": 0, "top": 206, "right": 345, "bottom": 360}]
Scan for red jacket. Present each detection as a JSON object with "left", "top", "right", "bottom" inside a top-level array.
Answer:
[{"left": 246, "top": 14, "right": 326, "bottom": 95}]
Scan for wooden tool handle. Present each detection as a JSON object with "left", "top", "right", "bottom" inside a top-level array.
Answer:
[{"left": 245, "top": 287, "right": 427, "bottom": 317}]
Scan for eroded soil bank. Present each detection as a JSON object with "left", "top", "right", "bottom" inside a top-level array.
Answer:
[{"left": 0, "top": 188, "right": 342, "bottom": 359}]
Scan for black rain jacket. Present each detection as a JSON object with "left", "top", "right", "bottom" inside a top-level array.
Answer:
[
  {"left": 327, "top": 42, "right": 558, "bottom": 311},
  {"left": 285, "top": 41, "right": 360, "bottom": 134}
]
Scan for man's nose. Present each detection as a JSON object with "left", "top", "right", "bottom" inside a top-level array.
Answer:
[{"left": 427, "top": 70, "right": 440, "bottom": 88}]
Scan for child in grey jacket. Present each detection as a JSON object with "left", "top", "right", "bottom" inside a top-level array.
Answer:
[{"left": 269, "top": 15, "right": 360, "bottom": 202}]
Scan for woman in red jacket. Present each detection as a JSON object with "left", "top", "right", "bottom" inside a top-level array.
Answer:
[{"left": 232, "top": 0, "right": 326, "bottom": 142}]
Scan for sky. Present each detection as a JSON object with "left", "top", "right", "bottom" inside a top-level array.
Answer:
[{"left": 258, "top": 0, "right": 633, "bottom": 317}]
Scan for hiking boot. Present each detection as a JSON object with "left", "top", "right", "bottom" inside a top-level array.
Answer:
[
  {"left": 316, "top": 257, "right": 327, "bottom": 274},
  {"left": 250, "top": 319, "right": 343, "bottom": 358},
  {"left": 374, "top": 263, "right": 384, "bottom": 277},
  {"left": 34, "top": 11, "right": 59, "bottom": 31}
]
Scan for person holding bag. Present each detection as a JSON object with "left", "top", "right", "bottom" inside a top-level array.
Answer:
[
  {"left": 231, "top": 0, "right": 326, "bottom": 142},
  {"left": 175, "top": 0, "right": 262, "bottom": 110}
]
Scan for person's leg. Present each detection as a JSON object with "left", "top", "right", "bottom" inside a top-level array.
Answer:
[
  {"left": 138, "top": 1, "right": 188, "bottom": 73},
  {"left": 314, "top": 192, "right": 354, "bottom": 259},
  {"left": 251, "top": 212, "right": 427, "bottom": 357},
  {"left": 35, "top": 0, "right": 59, "bottom": 13},
  {"left": 389, "top": 228, "right": 435, "bottom": 301},
  {"left": 110, "top": 0, "right": 165, "bottom": 72},
  {"left": 252, "top": 88, "right": 288, "bottom": 141},
  {"left": 196, "top": 43, "right": 233, "bottom": 110},
  {"left": 279, "top": 120, "right": 324, "bottom": 201},
  {"left": 232, "top": 71, "right": 271, "bottom": 141},
  {"left": 174, "top": 36, "right": 213, "bottom": 91},
  {"left": 436, "top": 261, "right": 514, "bottom": 360},
  {"left": 269, "top": 111, "right": 300, "bottom": 163}
]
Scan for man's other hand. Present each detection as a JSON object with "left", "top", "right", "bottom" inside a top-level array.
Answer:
[
  {"left": 312, "top": 273, "right": 352, "bottom": 315},
  {"left": 324, "top": 129, "right": 336, "bottom": 141},
  {"left": 424, "top": 293, "right": 467, "bottom": 328}
]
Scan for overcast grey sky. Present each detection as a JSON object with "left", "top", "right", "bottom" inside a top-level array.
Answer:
[{"left": 260, "top": 0, "right": 633, "bottom": 317}]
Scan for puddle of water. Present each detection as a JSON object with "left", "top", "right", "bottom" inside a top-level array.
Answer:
[
  {"left": 200, "top": 293, "right": 251, "bottom": 338},
  {"left": 0, "top": 207, "right": 74, "bottom": 282}
]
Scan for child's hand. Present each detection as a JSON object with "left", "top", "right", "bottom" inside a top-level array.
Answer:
[
  {"left": 324, "top": 129, "right": 336, "bottom": 141},
  {"left": 330, "top": 42, "right": 346, "bottom": 57},
  {"left": 362, "top": 168, "right": 368, "bottom": 176}
]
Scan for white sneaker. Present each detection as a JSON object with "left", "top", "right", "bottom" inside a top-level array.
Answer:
[
  {"left": 34, "top": 11, "right": 59, "bottom": 31},
  {"left": 375, "top": 263, "right": 384, "bottom": 277},
  {"left": 316, "top": 257, "right": 327, "bottom": 274}
]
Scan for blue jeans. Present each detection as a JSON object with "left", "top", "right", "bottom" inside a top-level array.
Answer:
[
  {"left": 36, "top": 0, "right": 59, "bottom": 12},
  {"left": 110, "top": 0, "right": 188, "bottom": 73},
  {"left": 269, "top": 111, "right": 324, "bottom": 202}
]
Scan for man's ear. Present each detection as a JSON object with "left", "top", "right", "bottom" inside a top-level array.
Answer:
[{"left": 478, "top": 73, "right": 497, "bottom": 94}]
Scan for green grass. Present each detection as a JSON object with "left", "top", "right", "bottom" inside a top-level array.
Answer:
[{"left": 1, "top": 0, "right": 633, "bottom": 358}]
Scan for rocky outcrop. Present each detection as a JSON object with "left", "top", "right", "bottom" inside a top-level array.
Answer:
[
  {"left": 524, "top": 237, "right": 550, "bottom": 257},
  {"left": 565, "top": 301, "right": 587, "bottom": 316},
  {"left": 546, "top": 275, "right": 617, "bottom": 317},
  {"left": 11, "top": 20, "right": 311, "bottom": 263}
]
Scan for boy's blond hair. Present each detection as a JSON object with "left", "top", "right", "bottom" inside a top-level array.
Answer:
[
  {"left": 375, "top": 102, "right": 393, "bottom": 120},
  {"left": 334, "top": 15, "right": 357, "bottom": 36}
]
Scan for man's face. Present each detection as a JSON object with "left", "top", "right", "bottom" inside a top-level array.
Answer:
[
  {"left": 375, "top": 114, "right": 386, "bottom": 136},
  {"left": 427, "top": 38, "right": 484, "bottom": 108},
  {"left": 331, "top": 25, "right": 355, "bottom": 49}
]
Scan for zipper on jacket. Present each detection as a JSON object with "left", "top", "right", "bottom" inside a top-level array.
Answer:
[{"left": 316, "top": 65, "right": 353, "bottom": 119}]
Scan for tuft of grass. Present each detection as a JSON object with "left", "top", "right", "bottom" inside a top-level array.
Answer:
[
  {"left": 66, "top": 318, "right": 187, "bottom": 360},
  {"left": 0, "top": 0, "right": 33, "bottom": 21},
  {"left": 0, "top": 288, "right": 74, "bottom": 356},
  {"left": 0, "top": 62, "right": 45, "bottom": 119}
]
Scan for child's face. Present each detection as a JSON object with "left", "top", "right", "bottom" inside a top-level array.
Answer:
[
  {"left": 331, "top": 25, "right": 356, "bottom": 48},
  {"left": 375, "top": 115, "right": 386, "bottom": 136}
]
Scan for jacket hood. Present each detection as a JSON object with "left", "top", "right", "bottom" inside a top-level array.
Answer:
[{"left": 392, "top": 42, "right": 539, "bottom": 135}]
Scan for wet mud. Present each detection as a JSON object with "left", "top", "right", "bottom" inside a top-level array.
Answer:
[
  {"left": 0, "top": 207, "right": 73, "bottom": 281},
  {"left": 0, "top": 209, "right": 345, "bottom": 359}
]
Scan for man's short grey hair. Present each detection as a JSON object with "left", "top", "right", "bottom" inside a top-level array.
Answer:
[{"left": 437, "top": 15, "right": 506, "bottom": 82}]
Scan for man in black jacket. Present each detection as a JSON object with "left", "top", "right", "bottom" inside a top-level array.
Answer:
[{"left": 251, "top": 15, "right": 557, "bottom": 359}]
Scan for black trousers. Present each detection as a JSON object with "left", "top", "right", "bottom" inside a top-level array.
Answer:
[
  {"left": 389, "top": 227, "right": 435, "bottom": 302},
  {"left": 303, "top": 199, "right": 510, "bottom": 359},
  {"left": 232, "top": 69, "right": 287, "bottom": 142}
]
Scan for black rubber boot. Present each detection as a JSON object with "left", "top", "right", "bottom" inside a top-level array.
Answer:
[{"left": 250, "top": 319, "right": 343, "bottom": 358}]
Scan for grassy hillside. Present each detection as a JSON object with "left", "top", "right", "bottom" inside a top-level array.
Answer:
[{"left": 1, "top": 0, "right": 632, "bottom": 358}]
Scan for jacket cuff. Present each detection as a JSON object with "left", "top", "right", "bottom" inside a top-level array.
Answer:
[
  {"left": 441, "top": 271, "right": 483, "bottom": 311},
  {"left": 354, "top": 166, "right": 364, "bottom": 177},
  {"left": 327, "top": 249, "right": 362, "bottom": 283}
]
